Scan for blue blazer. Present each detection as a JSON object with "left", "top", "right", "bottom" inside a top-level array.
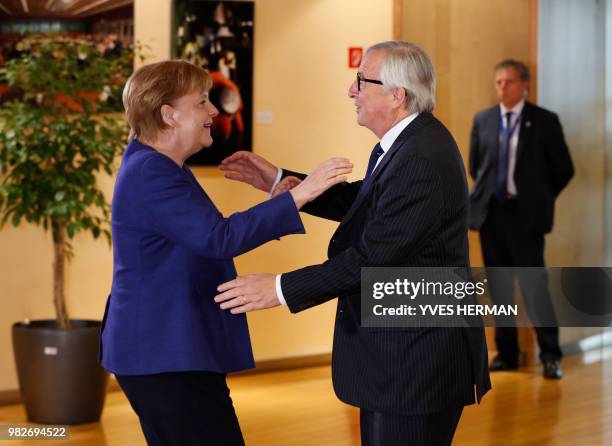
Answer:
[{"left": 100, "top": 140, "right": 305, "bottom": 375}]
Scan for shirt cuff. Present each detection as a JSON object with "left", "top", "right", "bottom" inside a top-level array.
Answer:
[
  {"left": 268, "top": 168, "right": 283, "bottom": 196},
  {"left": 275, "top": 274, "right": 287, "bottom": 306}
]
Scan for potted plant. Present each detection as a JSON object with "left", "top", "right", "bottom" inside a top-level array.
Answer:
[{"left": 0, "top": 34, "right": 132, "bottom": 424}]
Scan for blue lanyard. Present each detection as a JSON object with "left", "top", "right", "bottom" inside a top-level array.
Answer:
[{"left": 499, "top": 112, "right": 521, "bottom": 141}]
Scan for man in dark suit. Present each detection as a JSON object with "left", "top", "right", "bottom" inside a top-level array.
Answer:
[
  {"left": 468, "top": 59, "right": 574, "bottom": 379},
  {"left": 216, "top": 41, "right": 491, "bottom": 445}
]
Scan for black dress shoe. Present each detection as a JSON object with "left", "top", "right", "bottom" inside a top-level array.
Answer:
[
  {"left": 489, "top": 356, "right": 518, "bottom": 372},
  {"left": 543, "top": 360, "right": 563, "bottom": 379}
]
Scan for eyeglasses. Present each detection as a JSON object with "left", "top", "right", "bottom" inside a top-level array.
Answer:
[{"left": 356, "top": 72, "right": 383, "bottom": 92}]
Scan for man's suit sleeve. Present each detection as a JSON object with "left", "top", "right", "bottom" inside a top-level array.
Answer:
[
  {"left": 545, "top": 113, "right": 574, "bottom": 196},
  {"left": 280, "top": 155, "right": 444, "bottom": 312},
  {"left": 282, "top": 168, "right": 362, "bottom": 222},
  {"left": 468, "top": 115, "right": 480, "bottom": 181},
  {"left": 140, "top": 155, "right": 305, "bottom": 259}
]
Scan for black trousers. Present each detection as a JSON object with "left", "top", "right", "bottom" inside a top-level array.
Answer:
[
  {"left": 360, "top": 407, "right": 463, "bottom": 446},
  {"left": 480, "top": 199, "right": 562, "bottom": 364},
  {"left": 116, "top": 371, "right": 244, "bottom": 446}
]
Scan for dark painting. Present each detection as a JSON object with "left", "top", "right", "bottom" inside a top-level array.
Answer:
[{"left": 175, "top": 0, "right": 254, "bottom": 166}]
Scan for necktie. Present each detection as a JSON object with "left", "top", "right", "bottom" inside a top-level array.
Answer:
[
  {"left": 495, "top": 112, "right": 513, "bottom": 202},
  {"left": 364, "top": 143, "right": 384, "bottom": 182}
]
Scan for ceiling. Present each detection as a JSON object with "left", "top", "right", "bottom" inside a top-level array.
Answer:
[{"left": 0, "top": 0, "right": 133, "bottom": 19}]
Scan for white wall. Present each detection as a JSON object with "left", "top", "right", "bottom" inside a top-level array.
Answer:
[{"left": 538, "top": 0, "right": 607, "bottom": 346}]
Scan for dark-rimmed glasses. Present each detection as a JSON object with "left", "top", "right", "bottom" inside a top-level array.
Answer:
[{"left": 356, "top": 72, "right": 383, "bottom": 92}]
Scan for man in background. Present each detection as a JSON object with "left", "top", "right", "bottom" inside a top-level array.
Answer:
[{"left": 468, "top": 59, "right": 574, "bottom": 379}]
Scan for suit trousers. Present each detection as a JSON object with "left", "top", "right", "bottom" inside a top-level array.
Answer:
[
  {"left": 360, "top": 406, "right": 463, "bottom": 446},
  {"left": 479, "top": 199, "right": 562, "bottom": 364},
  {"left": 116, "top": 371, "right": 245, "bottom": 446}
]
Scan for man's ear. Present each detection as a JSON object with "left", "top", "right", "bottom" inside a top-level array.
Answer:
[
  {"left": 160, "top": 104, "right": 177, "bottom": 127},
  {"left": 392, "top": 87, "right": 407, "bottom": 109}
]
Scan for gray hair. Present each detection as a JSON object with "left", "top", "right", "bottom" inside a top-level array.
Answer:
[
  {"left": 494, "top": 59, "right": 530, "bottom": 81},
  {"left": 367, "top": 41, "right": 436, "bottom": 113}
]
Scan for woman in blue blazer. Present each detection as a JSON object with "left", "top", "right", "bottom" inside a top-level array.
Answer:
[{"left": 100, "top": 60, "right": 352, "bottom": 446}]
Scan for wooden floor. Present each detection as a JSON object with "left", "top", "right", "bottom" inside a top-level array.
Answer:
[{"left": 1, "top": 348, "right": 611, "bottom": 445}]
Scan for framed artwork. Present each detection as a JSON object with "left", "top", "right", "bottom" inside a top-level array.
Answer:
[{"left": 175, "top": 0, "right": 254, "bottom": 166}]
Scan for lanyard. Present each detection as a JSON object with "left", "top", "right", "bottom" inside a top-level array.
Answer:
[{"left": 499, "top": 112, "right": 521, "bottom": 142}]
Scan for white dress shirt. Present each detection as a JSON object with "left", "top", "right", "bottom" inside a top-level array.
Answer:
[
  {"left": 500, "top": 100, "right": 524, "bottom": 197},
  {"left": 273, "top": 113, "right": 419, "bottom": 306}
]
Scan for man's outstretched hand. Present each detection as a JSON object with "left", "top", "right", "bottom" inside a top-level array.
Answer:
[
  {"left": 219, "top": 151, "right": 278, "bottom": 192},
  {"left": 272, "top": 176, "right": 302, "bottom": 198},
  {"left": 215, "top": 273, "right": 280, "bottom": 314}
]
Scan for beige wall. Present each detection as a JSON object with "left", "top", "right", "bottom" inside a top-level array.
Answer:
[
  {"left": 0, "top": 0, "right": 392, "bottom": 392},
  {"left": 398, "top": 0, "right": 535, "bottom": 360},
  {"left": 399, "top": 0, "right": 533, "bottom": 267},
  {"left": 133, "top": 0, "right": 172, "bottom": 65}
]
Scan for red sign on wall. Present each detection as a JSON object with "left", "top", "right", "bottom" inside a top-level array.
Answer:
[{"left": 348, "top": 47, "right": 363, "bottom": 68}]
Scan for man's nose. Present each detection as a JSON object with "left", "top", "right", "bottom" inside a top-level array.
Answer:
[{"left": 348, "top": 80, "right": 358, "bottom": 98}]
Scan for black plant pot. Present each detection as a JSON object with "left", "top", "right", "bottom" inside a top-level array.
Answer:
[{"left": 12, "top": 320, "right": 109, "bottom": 425}]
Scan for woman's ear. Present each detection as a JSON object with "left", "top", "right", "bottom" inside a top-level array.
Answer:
[{"left": 160, "top": 104, "right": 177, "bottom": 127}]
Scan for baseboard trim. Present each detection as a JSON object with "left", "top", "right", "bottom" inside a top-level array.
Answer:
[
  {"left": 0, "top": 353, "right": 332, "bottom": 406},
  {"left": 0, "top": 389, "right": 20, "bottom": 406},
  {"left": 4, "top": 334, "right": 611, "bottom": 407},
  {"left": 237, "top": 353, "right": 332, "bottom": 375}
]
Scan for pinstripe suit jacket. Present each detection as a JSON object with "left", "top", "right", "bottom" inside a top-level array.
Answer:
[{"left": 281, "top": 112, "right": 491, "bottom": 415}]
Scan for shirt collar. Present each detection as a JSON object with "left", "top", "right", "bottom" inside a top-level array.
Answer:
[
  {"left": 500, "top": 99, "right": 525, "bottom": 118},
  {"left": 379, "top": 112, "right": 419, "bottom": 153}
]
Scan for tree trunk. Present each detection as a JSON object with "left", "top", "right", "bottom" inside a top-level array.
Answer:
[{"left": 52, "top": 224, "right": 70, "bottom": 329}]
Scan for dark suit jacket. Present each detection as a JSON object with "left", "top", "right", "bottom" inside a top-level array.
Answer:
[
  {"left": 101, "top": 139, "right": 305, "bottom": 375},
  {"left": 280, "top": 113, "right": 491, "bottom": 415},
  {"left": 468, "top": 101, "right": 574, "bottom": 233}
]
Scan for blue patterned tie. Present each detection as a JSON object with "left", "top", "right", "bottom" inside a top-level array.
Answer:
[
  {"left": 496, "top": 112, "right": 513, "bottom": 201},
  {"left": 364, "top": 143, "right": 384, "bottom": 181}
]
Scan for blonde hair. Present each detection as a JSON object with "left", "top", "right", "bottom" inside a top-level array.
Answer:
[{"left": 122, "top": 60, "right": 213, "bottom": 141}]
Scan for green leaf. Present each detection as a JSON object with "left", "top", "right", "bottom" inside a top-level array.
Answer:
[
  {"left": 0, "top": 33, "right": 130, "bottom": 271},
  {"left": 55, "top": 203, "right": 68, "bottom": 216}
]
